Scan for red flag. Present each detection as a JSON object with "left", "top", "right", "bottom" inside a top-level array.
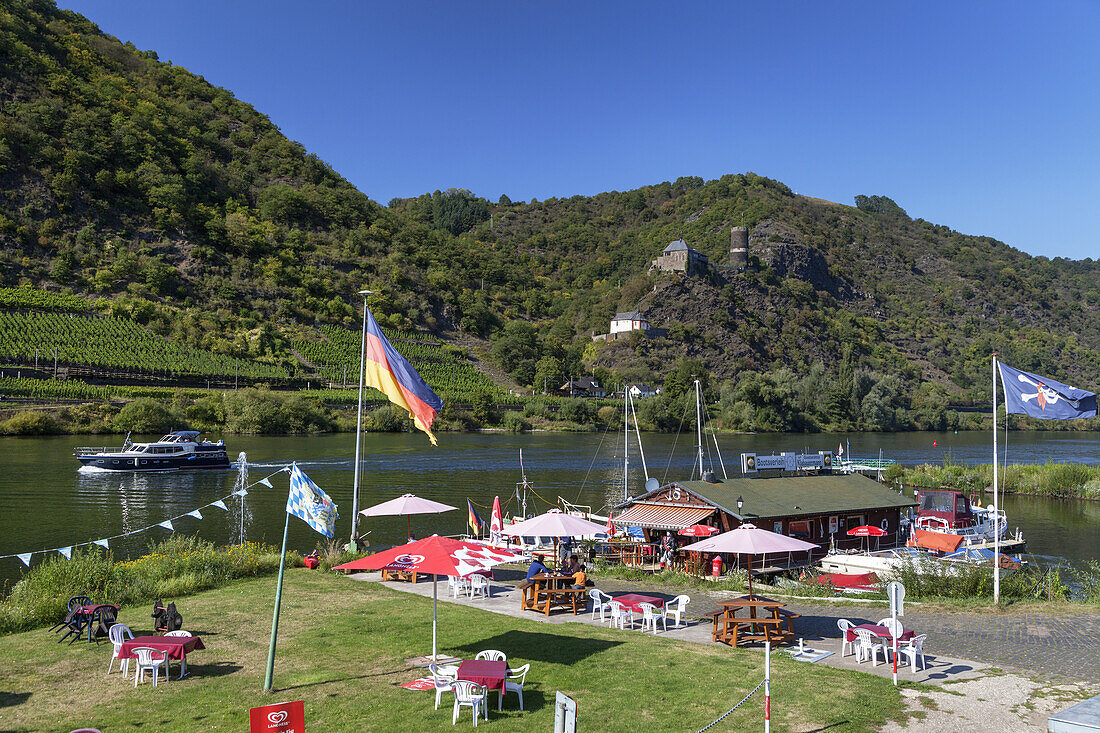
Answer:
[
  {"left": 606, "top": 512, "right": 615, "bottom": 536},
  {"left": 490, "top": 496, "right": 503, "bottom": 536}
]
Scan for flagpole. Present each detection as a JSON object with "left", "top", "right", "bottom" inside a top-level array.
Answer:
[
  {"left": 263, "top": 510, "right": 291, "bottom": 692},
  {"left": 992, "top": 353, "right": 1000, "bottom": 605},
  {"left": 349, "top": 290, "right": 371, "bottom": 550},
  {"left": 432, "top": 575, "right": 438, "bottom": 661}
]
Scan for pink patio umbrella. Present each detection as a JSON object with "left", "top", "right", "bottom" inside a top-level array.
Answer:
[
  {"left": 335, "top": 535, "right": 523, "bottom": 660},
  {"left": 680, "top": 523, "right": 818, "bottom": 597},
  {"left": 358, "top": 493, "right": 457, "bottom": 541},
  {"left": 499, "top": 509, "right": 609, "bottom": 566}
]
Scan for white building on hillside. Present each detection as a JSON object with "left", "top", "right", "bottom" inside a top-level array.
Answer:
[{"left": 610, "top": 311, "right": 649, "bottom": 335}]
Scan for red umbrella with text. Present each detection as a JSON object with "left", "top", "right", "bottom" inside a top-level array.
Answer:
[
  {"left": 334, "top": 536, "right": 523, "bottom": 660},
  {"left": 678, "top": 524, "right": 720, "bottom": 537},
  {"left": 847, "top": 524, "right": 886, "bottom": 551}
]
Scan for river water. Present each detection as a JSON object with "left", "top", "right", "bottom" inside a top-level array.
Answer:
[{"left": 1, "top": 430, "right": 1097, "bottom": 582}]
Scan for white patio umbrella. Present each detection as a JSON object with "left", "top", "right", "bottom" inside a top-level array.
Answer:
[
  {"left": 680, "top": 523, "right": 818, "bottom": 597},
  {"left": 499, "top": 509, "right": 608, "bottom": 565},
  {"left": 358, "top": 493, "right": 458, "bottom": 540}
]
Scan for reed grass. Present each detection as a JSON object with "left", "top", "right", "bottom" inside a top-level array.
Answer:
[
  {"left": 0, "top": 535, "right": 294, "bottom": 635},
  {"left": 895, "top": 461, "right": 1100, "bottom": 500}
]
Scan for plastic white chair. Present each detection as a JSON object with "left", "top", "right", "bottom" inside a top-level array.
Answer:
[
  {"left": 106, "top": 624, "right": 133, "bottom": 676},
  {"left": 854, "top": 628, "right": 888, "bottom": 666},
  {"left": 468, "top": 574, "right": 490, "bottom": 599},
  {"left": 898, "top": 634, "right": 927, "bottom": 671},
  {"left": 607, "top": 600, "right": 633, "bottom": 630},
  {"left": 163, "top": 630, "right": 191, "bottom": 677},
  {"left": 666, "top": 595, "right": 690, "bottom": 628},
  {"left": 451, "top": 680, "right": 488, "bottom": 725},
  {"left": 879, "top": 619, "right": 903, "bottom": 659},
  {"left": 474, "top": 649, "right": 506, "bottom": 662},
  {"left": 837, "top": 619, "right": 855, "bottom": 657},
  {"left": 588, "top": 589, "right": 612, "bottom": 622},
  {"left": 132, "top": 647, "right": 166, "bottom": 687},
  {"left": 638, "top": 602, "right": 667, "bottom": 634},
  {"left": 449, "top": 576, "right": 469, "bottom": 598},
  {"left": 429, "top": 662, "right": 458, "bottom": 709},
  {"left": 501, "top": 663, "right": 530, "bottom": 711}
]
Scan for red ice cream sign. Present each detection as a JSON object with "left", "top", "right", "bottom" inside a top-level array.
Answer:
[{"left": 249, "top": 700, "right": 305, "bottom": 733}]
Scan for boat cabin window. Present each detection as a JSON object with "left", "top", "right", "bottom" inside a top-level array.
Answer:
[
  {"left": 919, "top": 491, "right": 955, "bottom": 513},
  {"left": 955, "top": 495, "right": 969, "bottom": 514},
  {"left": 845, "top": 514, "right": 864, "bottom": 529}
]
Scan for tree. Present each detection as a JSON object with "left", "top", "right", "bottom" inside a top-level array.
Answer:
[{"left": 491, "top": 321, "right": 540, "bottom": 386}]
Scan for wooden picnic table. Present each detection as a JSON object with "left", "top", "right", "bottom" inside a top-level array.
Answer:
[
  {"left": 707, "top": 595, "right": 799, "bottom": 647},
  {"left": 381, "top": 567, "right": 421, "bottom": 583},
  {"left": 519, "top": 573, "right": 586, "bottom": 616}
]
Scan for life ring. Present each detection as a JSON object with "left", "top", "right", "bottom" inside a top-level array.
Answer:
[{"left": 881, "top": 517, "right": 889, "bottom": 531}]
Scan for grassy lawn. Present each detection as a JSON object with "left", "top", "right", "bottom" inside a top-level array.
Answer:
[{"left": 0, "top": 570, "right": 908, "bottom": 732}]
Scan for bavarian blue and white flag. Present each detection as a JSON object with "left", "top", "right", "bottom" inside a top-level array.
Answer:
[
  {"left": 286, "top": 464, "right": 338, "bottom": 537},
  {"left": 999, "top": 363, "right": 1097, "bottom": 420}
]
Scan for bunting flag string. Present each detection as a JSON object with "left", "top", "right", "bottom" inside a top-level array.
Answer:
[{"left": 0, "top": 465, "right": 292, "bottom": 567}]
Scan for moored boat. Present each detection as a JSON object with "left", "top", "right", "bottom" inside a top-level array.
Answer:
[{"left": 74, "top": 431, "right": 230, "bottom": 471}]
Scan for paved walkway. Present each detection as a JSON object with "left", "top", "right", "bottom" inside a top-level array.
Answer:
[
  {"left": 346, "top": 571, "right": 992, "bottom": 686},
  {"left": 596, "top": 577, "right": 1100, "bottom": 684}
]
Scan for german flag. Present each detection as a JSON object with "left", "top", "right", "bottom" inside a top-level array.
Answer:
[
  {"left": 467, "top": 499, "right": 486, "bottom": 536},
  {"left": 363, "top": 308, "right": 443, "bottom": 444}
]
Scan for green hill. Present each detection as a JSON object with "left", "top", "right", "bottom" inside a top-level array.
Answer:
[{"left": 2, "top": 0, "right": 1099, "bottom": 433}]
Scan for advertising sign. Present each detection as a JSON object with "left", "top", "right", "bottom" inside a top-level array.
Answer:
[
  {"left": 741, "top": 453, "right": 758, "bottom": 474},
  {"left": 828, "top": 516, "right": 838, "bottom": 534},
  {"left": 250, "top": 700, "right": 305, "bottom": 733},
  {"left": 741, "top": 452, "right": 833, "bottom": 473}
]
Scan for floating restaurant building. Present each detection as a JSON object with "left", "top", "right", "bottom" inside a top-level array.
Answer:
[{"left": 611, "top": 472, "right": 917, "bottom": 557}]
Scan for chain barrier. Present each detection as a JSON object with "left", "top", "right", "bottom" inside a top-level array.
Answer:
[{"left": 693, "top": 677, "right": 766, "bottom": 733}]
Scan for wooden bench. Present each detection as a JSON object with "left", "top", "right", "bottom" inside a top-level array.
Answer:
[
  {"left": 708, "top": 610, "right": 795, "bottom": 647},
  {"left": 382, "top": 568, "right": 421, "bottom": 583},
  {"left": 521, "top": 585, "right": 586, "bottom": 616}
]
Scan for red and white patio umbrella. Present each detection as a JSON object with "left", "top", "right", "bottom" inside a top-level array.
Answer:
[
  {"left": 335, "top": 535, "right": 523, "bottom": 660},
  {"left": 678, "top": 524, "right": 720, "bottom": 537},
  {"left": 358, "top": 493, "right": 457, "bottom": 541},
  {"left": 680, "top": 523, "right": 818, "bottom": 597},
  {"left": 847, "top": 524, "right": 886, "bottom": 551}
]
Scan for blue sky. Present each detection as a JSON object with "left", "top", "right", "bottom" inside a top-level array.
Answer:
[{"left": 63, "top": 1, "right": 1099, "bottom": 260}]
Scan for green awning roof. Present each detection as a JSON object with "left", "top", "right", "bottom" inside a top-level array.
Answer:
[{"left": 635, "top": 474, "right": 915, "bottom": 521}]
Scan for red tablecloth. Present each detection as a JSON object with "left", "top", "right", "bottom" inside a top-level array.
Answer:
[
  {"left": 614, "top": 594, "right": 664, "bottom": 614},
  {"left": 118, "top": 635, "right": 205, "bottom": 661},
  {"left": 846, "top": 624, "right": 915, "bottom": 643},
  {"left": 457, "top": 660, "right": 508, "bottom": 693}
]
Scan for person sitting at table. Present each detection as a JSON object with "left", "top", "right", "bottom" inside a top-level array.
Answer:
[
  {"left": 570, "top": 562, "right": 587, "bottom": 589},
  {"left": 561, "top": 554, "right": 580, "bottom": 576},
  {"left": 526, "top": 554, "right": 549, "bottom": 581}
]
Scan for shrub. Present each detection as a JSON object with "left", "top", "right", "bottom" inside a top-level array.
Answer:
[
  {"left": 1, "top": 410, "right": 60, "bottom": 435},
  {"left": 113, "top": 397, "right": 187, "bottom": 433},
  {"left": 501, "top": 411, "right": 530, "bottom": 433}
]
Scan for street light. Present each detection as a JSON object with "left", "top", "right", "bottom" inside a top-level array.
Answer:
[
  {"left": 349, "top": 289, "right": 373, "bottom": 550},
  {"left": 737, "top": 495, "right": 744, "bottom": 513}
]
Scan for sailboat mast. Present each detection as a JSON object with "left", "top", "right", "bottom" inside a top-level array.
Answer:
[
  {"left": 623, "top": 385, "right": 630, "bottom": 502},
  {"left": 629, "top": 392, "right": 650, "bottom": 481},
  {"left": 694, "top": 378, "right": 704, "bottom": 478}
]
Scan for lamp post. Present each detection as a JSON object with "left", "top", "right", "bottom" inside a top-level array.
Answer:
[
  {"left": 736, "top": 495, "right": 744, "bottom": 515},
  {"left": 349, "top": 289, "right": 373, "bottom": 550},
  {"left": 736, "top": 495, "right": 745, "bottom": 574}
]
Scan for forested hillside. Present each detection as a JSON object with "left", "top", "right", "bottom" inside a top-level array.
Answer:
[{"left": 2, "top": 0, "right": 1099, "bottom": 433}]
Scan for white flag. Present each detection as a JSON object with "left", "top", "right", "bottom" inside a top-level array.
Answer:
[
  {"left": 837, "top": 443, "right": 844, "bottom": 456},
  {"left": 93, "top": 539, "right": 109, "bottom": 549},
  {"left": 187, "top": 510, "right": 203, "bottom": 520},
  {"left": 17, "top": 553, "right": 32, "bottom": 566},
  {"left": 212, "top": 500, "right": 228, "bottom": 511},
  {"left": 259, "top": 478, "right": 273, "bottom": 488},
  {"left": 58, "top": 547, "right": 72, "bottom": 559},
  {"left": 159, "top": 520, "right": 174, "bottom": 531},
  {"left": 235, "top": 488, "right": 249, "bottom": 497}
]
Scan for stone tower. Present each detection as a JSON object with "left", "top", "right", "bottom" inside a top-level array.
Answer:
[{"left": 730, "top": 226, "right": 749, "bottom": 268}]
